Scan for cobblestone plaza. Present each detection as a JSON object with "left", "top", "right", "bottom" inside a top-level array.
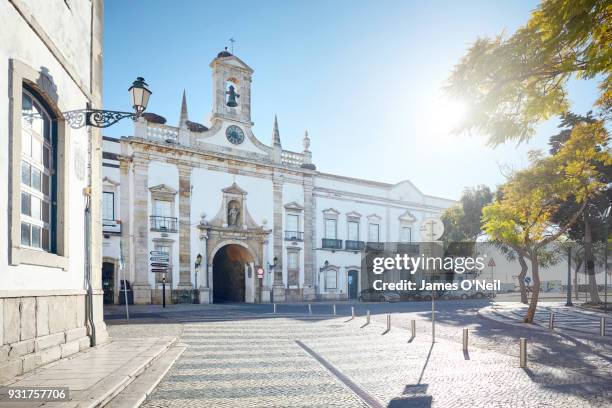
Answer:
[{"left": 106, "top": 301, "right": 612, "bottom": 407}]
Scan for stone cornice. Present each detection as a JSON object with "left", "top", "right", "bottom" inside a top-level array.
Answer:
[{"left": 122, "top": 136, "right": 316, "bottom": 177}]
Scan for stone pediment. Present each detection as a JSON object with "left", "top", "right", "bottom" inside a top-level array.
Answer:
[
  {"left": 149, "top": 184, "right": 177, "bottom": 201},
  {"left": 367, "top": 213, "right": 382, "bottom": 222},
  {"left": 399, "top": 210, "right": 416, "bottom": 223},
  {"left": 149, "top": 184, "right": 177, "bottom": 195},
  {"left": 346, "top": 211, "right": 362, "bottom": 218},
  {"left": 222, "top": 182, "right": 247, "bottom": 196},
  {"left": 322, "top": 208, "right": 340, "bottom": 216},
  {"left": 284, "top": 201, "right": 304, "bottom": 211},
  {"left": 211, "top": 55, "right": 254, "bottom": 73}
]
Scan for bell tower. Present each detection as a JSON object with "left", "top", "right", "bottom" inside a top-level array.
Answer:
[{"left": 210, "top": 48, "right": 254, "bottom": 127}]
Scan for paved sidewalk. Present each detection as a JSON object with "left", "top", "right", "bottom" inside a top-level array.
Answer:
[
  {"left": 480, "top": 302, "right": 610, "bottom": 337},
  {"left": 0, "top": 336, "right": 176, "bottom": 408}
]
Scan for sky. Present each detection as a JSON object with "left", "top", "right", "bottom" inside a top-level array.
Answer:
[{"left": 103, "top": 0, "right": 601, "bottom": 200}]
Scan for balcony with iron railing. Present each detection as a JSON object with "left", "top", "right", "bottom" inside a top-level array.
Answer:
[
  {"left": 150, "top": 215, "right": 178, "bottom": 232},
  {"left": 284, "top": 231, "right": 304, "bottom": 241},
  {"left": 345, "top": 240, "right": 365, "bottom": 251},
  {"left": 366, "top": 241, "right": 385, "bottom": 251},
  {"left": 322, "top": 238, "right": 343, "bottom": 250}
]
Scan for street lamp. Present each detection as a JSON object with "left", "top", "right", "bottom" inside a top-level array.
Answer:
[
  {"left": 63, "top": 76, "right": 152, "bottom": 129},
  {"left": 194, "top": 253, "right": 203, "bottom": 289}
]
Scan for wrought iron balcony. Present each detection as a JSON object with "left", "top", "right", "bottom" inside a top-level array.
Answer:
[
  {"left": 322, "top": 238, "right": 343, "bottom": 250},
  {"left": 150, "top": 215, "right": 178, "bottom": 232},
  {"left": 345, "top": 240, "right": 365, "bottom": 251},
  {"left": 366, "top": 241, "right": 385, "bottom": 251},
  {"left": 284, "top": 231, "right": 304, "bottom": 241},
  {"left": 102, "top": 219, "right": 121, "bottom": 234}
]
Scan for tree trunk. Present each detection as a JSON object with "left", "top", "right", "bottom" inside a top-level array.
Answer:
[
  {"left": 524, "top": 252, "right": 540, "bottom": 323},
  {"left": 573, "top": 259, "right": 582, "bottom": 300},
  {"left": 518, "top": 254, "right": 529, "bottom": 304},
  {"left": 584, "top": 217, "right": 601, "bottom": 304}
]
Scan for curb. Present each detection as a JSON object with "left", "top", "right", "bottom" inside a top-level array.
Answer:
[{"left": 87, "top": 338, "right": 177, "bottom": 408}]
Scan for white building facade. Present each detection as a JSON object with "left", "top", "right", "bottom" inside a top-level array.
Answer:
[
  {"left": 1, "top": 0, "right": 107, "bottom": 381},
  {"left": 102, "top": 50, "right": 456, "bottom": 304}
]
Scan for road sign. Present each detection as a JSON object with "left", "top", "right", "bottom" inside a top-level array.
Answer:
[
  {"left": 150, "top": 256, "right": 169, "bottom": 263},
  {"left": 150, "top": 251, "right": 168, "bottom": 257},
  {"left": 488, "top": 258, "right": 496, "bottom": 267},
  {"left": 150, "top": 262, "right": 169, "bottom": 268},
  {"left": 151, "top": 268, "right": 167, "bottom": 273},
  {"left": 257, "top": 267, "right": 264, "bottom": 278}
]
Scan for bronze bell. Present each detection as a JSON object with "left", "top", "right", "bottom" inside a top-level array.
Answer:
[{"left": 226, "top": 85, "right": 239, "bottom": 107}]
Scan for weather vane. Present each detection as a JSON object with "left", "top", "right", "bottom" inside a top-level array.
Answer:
[{"left": 229, "top": 37, "right": 236, "bottom": 54}]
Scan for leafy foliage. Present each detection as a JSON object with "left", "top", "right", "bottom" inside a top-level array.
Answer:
[
  {"left": 446, "top": 0, "right": 612, "bottom": 145},
  {"left": 441, "top": 185, "right": 493, "bottom": 242},
  {"left": 482, "top": 121, "right": 610, "bottom": 320}
]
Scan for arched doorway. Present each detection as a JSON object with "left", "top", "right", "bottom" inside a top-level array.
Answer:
[{"left": 212, "top": 244, "right": 254, "bottom": 303}]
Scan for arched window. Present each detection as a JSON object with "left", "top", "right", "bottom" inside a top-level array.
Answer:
[{"left": 20, "top": 88, "right": 56, "bottom": 252}]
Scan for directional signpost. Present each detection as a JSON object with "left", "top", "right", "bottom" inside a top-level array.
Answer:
[{"left": 150, "top": 251, "right": 170, "bottom": 308}]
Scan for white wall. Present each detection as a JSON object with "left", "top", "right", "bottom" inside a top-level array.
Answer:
[{"left": 0, "top": 0, "right": 94, "bottom": 292}]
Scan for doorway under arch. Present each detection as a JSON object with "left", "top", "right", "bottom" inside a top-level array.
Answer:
[{"left": 212, "top": 244, "right": 254, "bottom": 303}]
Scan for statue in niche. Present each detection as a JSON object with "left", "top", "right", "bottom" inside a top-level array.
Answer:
[
  {"left": 228, "top": 201, "right": 240, "bottom": 227},
  {"left": 226, "top": 85, "right": 240, "bottom": 107}
]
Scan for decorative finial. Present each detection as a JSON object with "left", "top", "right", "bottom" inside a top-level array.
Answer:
[
  {"left": 179, "top": 89, "right": 188, "bottom": 126},
  {"left": 272, "top": 115, "right": 282, "bottom": 148},
  {"left": 303, "top": 130, "right": 310, "bottom": 151}
]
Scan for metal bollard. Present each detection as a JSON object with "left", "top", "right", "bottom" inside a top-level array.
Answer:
[
  {"left": 462, "top": 328, "right": 468, "bottom": 352},
  {"left": 410, "top": 320, "right": 416, "bottom": 338},
  {"left": 548, "top": 313, "right": 554, "bottom": 330},
  {"left": 601, "top": 317, "right": 606, "bottom": 336},
  {"left": 308, "top": 304, "right": 312, "bottom": 315},
  {"left": 332, "top": 304, "right": 336, "bottom": 316},
  {"left": 519, "top": 338, "right": 527, "bottom": 368},
  {"left": 351, "top": 306, "right": 355, "bottom": 319},
  {"left": 387, "top": 314, "right": 391, "bottom": 332},
  {"left": 366, "top": 310, "right": 371, "bottom": 325},
  {"left": 273, "top": 303, "right": 277, "bottom": 314}
]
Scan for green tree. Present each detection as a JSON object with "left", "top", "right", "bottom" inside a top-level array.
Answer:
[
  {"left": 482, "top": 121, "right": 610, "bottom": 322},
  {"left": 549, "top": 112, "right": 612, "bottom": 303},
  {"left": 441, "top": 185, "right": 493, "bottom": 242},
  {"left": 446, "top": 0, "right": 611, "bottom": 145}
]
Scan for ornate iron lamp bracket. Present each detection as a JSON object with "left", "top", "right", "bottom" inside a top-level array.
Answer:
[{"left": 63, "top": 109, "right": 138, "bottom": 129}]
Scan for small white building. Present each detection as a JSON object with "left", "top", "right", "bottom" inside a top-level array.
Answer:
[
  {"left": 1, "top": 0, "right": 107, "bottom": 381},
  {"left": 102, "top": 50, "right": 456, "bottom": 304}
]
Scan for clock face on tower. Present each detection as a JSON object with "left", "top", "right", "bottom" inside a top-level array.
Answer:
[{"left": 225, "top": 125, "right": 245, "bottom": 145}]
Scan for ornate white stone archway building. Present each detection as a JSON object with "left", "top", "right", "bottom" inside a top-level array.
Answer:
[{"left": 101, "top": 50, "right": 456, "bottom": 304}]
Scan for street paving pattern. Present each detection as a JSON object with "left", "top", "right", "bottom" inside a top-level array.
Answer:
[
  {"left": 489, "top": 303, "right": 610, "bottom": 336},
  {"left": 115, "top": 303, "right": 612, "bottom": 408}
]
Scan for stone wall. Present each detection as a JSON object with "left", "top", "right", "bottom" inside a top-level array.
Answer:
[{"left": 0, "top": 294, "right": 90, "bottom": 383}]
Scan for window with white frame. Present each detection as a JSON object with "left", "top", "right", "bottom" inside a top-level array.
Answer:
[
  {"left": 287, "top": 251, "right": 299, "bottom": 269},
  {"left": 368, "top": 223, "right": 380, "bottom": 242},
  {"left": 347, "top": 220, "right": 360, "bottom": 241},
  {"left": 400, "top": 226, "right": 412, "bottom": 243},
  {"left": 103, "top": 192, "right": 115, "bottom": 220},
  {"left": 325, "top": 269, "right": 337, "bottom": 290},
  {"left": 286, "top": 214, "right": 299, "bottom": 232},
  {"left": 324, "top": 218, "right": 337, "bottom": 239},
  {"left": 20, "top": 89, "right": 54, "bottom": 252},
  {"left": 153, "top": 200, "right": 172, "bottom": 217}
]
